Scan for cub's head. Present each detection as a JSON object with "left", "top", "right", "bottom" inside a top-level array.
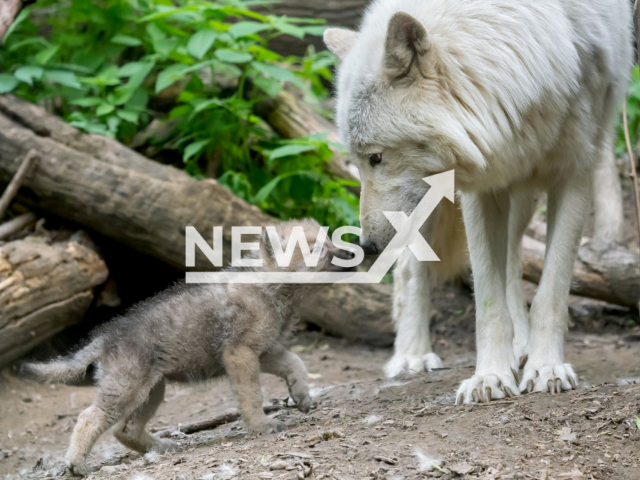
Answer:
[
  {"left": 324, "top": 10, "right": 484, "bottom": 253},
  {"left": 260, "top": 219, "right": 355, "bottom": 273}
]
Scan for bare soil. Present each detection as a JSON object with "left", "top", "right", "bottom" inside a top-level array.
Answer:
[{"left": 1, "top": 282, "right": 640, "bottom": 480}]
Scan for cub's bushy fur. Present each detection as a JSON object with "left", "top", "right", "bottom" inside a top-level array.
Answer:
[{"left": 18, "top": 219, "right": 353, "bottom": 475}]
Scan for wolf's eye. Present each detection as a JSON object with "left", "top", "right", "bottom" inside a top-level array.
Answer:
[{"left": 369, "top": 153, "right": 382, "bottom": 167}]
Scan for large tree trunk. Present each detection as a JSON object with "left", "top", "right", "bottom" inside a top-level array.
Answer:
[
  {"left": 0, "top": 238, "right": 108, "bottom": 367},
  {"left": 0, "top": 95, "right": 394, "bottom": 346}
]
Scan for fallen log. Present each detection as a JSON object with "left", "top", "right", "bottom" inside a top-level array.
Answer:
[
  {"left": 260, "top": 0, "right": 368, "bottom": 56},
  {"left": 522, "top": 236, "right": 640, "bottom": 308},
  {"left": 0, "top": 238, "right": 109, "bottom": 368},
  {"left": 0, "top": 95, "right": 394, "bottom": 346}
]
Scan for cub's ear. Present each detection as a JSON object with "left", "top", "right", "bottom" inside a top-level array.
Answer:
[
  {"left": 384, "top": 12, "right": 432, "bottom": 82},
  {"left": 323, "top": 28, "right": 358, "bottom": 61}
]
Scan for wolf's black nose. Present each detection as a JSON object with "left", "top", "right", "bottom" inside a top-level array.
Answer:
[
  {"left": 360, "top": 241, "right": 378, "bottom": 256},
  {"left": 346, "top": 250, "right": 356, "bottom": 259}
]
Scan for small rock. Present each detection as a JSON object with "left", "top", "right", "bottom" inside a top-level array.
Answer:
[
  {"left": 270, "top": 460, "right": 289, "bottom": 471},
  {"left": 449, "top": 462, "right": 474, "bottom": 475}
]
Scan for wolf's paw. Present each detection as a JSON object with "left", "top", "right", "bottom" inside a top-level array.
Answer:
[
  {"left": 384, "top": 352, "right": 443, "bottom": 377},
  {"left": 249, "top": 418, "right": 285, "bottom": 435},
  {"left": 519, "top": 363, "right": 578, "bottom": 394},
  {"left": 153, "top": 438, "right": 179, "bottom": 454},
  {"left": 455, "top": 373, "right": 519, "bottom": 405}
]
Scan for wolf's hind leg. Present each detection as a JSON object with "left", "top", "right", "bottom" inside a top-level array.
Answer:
[
  {"left": 385, "top": 249, "right": 442, "bottom": 378},
  {"left": 114, "top": 380, "right": 177, "bottom": 454},
  {"left": 261, "top": 349, "right": 311, "bottom": 413},
  {"left": 224, "top": 345, "right": 284, "bottom": 434},
  {"left": 507, "top": 189, "right": 537, "bottom": 368}
]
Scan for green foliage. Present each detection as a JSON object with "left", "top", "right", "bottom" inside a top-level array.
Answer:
[
  {"left": 0, "top": 0, "right": 359, "bottom": 230},
  {"left": 618, "top": 65, "right": 640, "bottom": 156}
]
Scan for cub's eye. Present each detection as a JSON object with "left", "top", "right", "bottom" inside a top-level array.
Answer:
[{"left": 369, "top": 153, "right": 382, "bottom": 167}]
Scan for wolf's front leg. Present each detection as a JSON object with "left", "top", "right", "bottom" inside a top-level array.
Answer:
[
  {"left": 385, "top": 249, "right": 443, "bottom": 377},
  {"left": 223, "top": 345, "right": 284, "bottom": 434},
  {"left": 519, "top": 175, "right": 589, "bottom": 394},
  {"left": 456, "top": 190, "right": 519, "bottom": 404},
  {"left": 260, "top": 349, "right": 311, "bottom": 413}
]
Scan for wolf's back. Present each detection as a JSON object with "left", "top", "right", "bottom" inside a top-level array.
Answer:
[{"left": 16, "top": 338, "right": 103, "bottom": 384}]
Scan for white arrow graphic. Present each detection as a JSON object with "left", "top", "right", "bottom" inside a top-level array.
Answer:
[{"left": 186, "top": 170, "right": 455, "bottom": 284}]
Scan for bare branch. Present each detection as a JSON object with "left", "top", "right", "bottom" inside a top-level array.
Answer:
[
  {"left": 0, "top": 0, "right": 24, "bottom": 44},
  {"left": 0, "top": 150, "right": 37, "bottom": 217}
]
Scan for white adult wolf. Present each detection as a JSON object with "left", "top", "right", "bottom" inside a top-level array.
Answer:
[{"left": 324, "top": 0, "right": 632, "bottom": 403}]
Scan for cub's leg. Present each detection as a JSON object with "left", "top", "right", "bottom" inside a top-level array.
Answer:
[
  {"left": 456, "top": 189, "right": 519, "bottom": 404},
  {"left": 223, "top": 345, "right": 284, "bottom": 434},
  {"left": 114, "top": 380, "right": 177, "bottom": 454},
  {"left": 507, "top": 189, "right": 537, "bottom": 368},
  {"left": 385, "top": 249, "right": 442, "bottom": 378},
  {"left": 519, "top": 174, "right": 590, "bottom": 394},
  {"left": 65, "top": 404, "right": 114, "bottom": 476},
  {"left": 261, "top": 349, "right": 311, "bottom": 413}
]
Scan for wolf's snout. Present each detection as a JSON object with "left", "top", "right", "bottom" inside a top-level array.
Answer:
[{"left": 360, "top": 241, "right": 378, "bottom": 256}]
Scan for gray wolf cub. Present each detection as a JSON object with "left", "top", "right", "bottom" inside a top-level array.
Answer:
[{"left": 18, "top": 219, "right": 353, "bottom": 475}]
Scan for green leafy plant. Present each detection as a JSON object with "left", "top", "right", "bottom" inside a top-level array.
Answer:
[
  {"left": 617, "top": 65, "right": 640, "bottom": 156},
  {"left": 0, "top": 0, "right": 359, "bottom": 230}
]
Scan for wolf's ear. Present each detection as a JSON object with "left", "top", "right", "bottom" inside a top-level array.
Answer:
[
  {"left": 384, "top": 12, "right": 432, "bottom": 82},
  {"left": 324, "top": 28, "right": 358, "bottom": 61}
]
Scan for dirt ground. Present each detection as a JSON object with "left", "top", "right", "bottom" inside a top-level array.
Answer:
[{"left": 1, "top": 281, "right": 639, "bottom": 480}]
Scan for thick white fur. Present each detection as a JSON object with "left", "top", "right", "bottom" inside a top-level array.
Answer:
[{"left": 325, "top": 0, "right": 632, "bottom": 402}]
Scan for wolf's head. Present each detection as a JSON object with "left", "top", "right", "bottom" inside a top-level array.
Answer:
[
  {"left": 324, "top": 10, "right": 487, "bottom": 253},
  {"left": 260, "top": 219, "right": 355, "bottom": 273}
]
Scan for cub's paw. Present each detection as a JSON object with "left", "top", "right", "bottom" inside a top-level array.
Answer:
[
  {"left": 519, "top": 363, "right": 578, "bottom": 394},
  {"left": 65, "top": 460, "right": 94, "bottom": 477},
  {"left": 384, "top": 352, "right": 443, "bottom": 378},
  {"left": 456, "top": 373, "right": 519, "bottom": 405},
  {"left": 248, "top": 418, "right": 286, "bottom": 435},
  {"left": 291, "top": 392, "right": 312, "bottom": 414}
]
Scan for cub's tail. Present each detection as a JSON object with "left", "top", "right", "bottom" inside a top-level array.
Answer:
[{"left": 15, "top": 338, "right": 103, "bottom": 384}]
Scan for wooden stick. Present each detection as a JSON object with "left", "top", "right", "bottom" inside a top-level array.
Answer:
[
  {"left": 622, "top": 102, "right": 640, "bottom": 309},
  {"left": 156, "top": 405, "right": 283, "bottom": 437},
  {"left": 0, "top": 212, "right": 36, "bottom": 240},
  {"left": 0, "top": 150, "right": 36, "bottom": 217}
]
